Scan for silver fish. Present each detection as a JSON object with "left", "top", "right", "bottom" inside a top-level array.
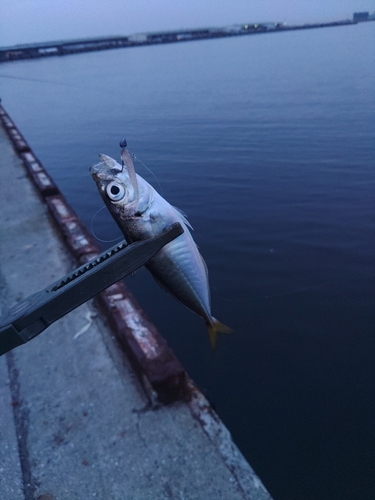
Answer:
[{"left": 90, "top": 148, "right": 232, "bottom": 350}]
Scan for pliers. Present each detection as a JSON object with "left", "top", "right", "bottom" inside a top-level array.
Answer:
[{"left": 0, "top": 222, "right": 183, "bottom": 356}]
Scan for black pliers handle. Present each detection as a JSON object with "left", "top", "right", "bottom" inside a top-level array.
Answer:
[{"left": 0, "top": 223, "right": 183, "bottom": 356}]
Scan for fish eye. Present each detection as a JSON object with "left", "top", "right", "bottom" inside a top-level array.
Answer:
[{"left": 106, "top": 181, "right": 125, "bottom": 201}]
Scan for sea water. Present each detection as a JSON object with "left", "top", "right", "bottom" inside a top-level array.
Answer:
[{"left": 1, "top": 22, "right": 374, "bottom": 500}]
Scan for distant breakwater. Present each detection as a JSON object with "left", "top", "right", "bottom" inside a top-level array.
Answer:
[{"left": 0, "top": 18, "right": 367, "bottom": 63}]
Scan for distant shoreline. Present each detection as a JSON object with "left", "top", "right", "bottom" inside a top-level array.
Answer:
[{"left": 0, "top": 17, "right": 372, "bottom": 63}]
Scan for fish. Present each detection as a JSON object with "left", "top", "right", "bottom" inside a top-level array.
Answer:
[{"left": 90, "top": 144, "right": 232, "bottom": 350}]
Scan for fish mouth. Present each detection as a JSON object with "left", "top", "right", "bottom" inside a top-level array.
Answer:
[
  {"left": 90, "top": 154, "right": 122, "bottom": 179},
  {"left": 89, "top": 163, "right": 102, "bottom": 177}
]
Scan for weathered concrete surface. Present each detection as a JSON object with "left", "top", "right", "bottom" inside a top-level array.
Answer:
[
  {"left": 0, "top": 123, "right": 272, "bottom": 500},
  {"left": 0, "top": 346, "right": 24, "bottom": 499}
]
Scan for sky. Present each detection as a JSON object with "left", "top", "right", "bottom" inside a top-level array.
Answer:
[{"left": 1, "top": 0, "right": 374, "bottom": 46}]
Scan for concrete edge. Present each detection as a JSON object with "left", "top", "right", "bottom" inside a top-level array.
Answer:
[
  {"left": 0, "top": 102, "right": 188, "bottom": 404},
  {"left": 186, "top": 380, "right": 272, "bottom": 499}
]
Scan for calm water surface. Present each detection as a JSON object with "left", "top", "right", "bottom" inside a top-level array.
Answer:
[{"left": 1, "top": 23, "right": 374, "bottom": 500}]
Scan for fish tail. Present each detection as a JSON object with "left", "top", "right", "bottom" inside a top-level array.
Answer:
[{"left": 207, "top": 318, "right": 233, "bottom": 352}]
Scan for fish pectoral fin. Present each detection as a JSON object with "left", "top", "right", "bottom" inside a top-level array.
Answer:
[
  {"left": 207, "top": 318, "right": 233, "bottom": 352},
  {"left": 171, "top": 205, "right": 194, "bottom": 230}
]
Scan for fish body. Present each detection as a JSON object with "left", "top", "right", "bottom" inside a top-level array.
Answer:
[{"left": 90, "top": 152, "right": 231, "bottom": 349}]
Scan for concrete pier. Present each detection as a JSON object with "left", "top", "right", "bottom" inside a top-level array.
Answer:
[{"left": 0, "top": 113, "right": 272, "bottom": 499}]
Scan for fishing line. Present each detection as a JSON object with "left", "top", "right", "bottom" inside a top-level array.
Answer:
[
  {"left": 0, "top": 73, "right": 79, "bottom": 87},
  {"left": 213, "top": 273, "right": 367, "bottom": 304},
  {"left": 0, "top": 73, "right": 103, "bottom": 91},
  {"left": 261, "top": 274, "right": 366, "bottom": 299},
  {"left": 90, "top": 206, "right": 123, "bottom": 243},
  {"left": 129, "top": 150, "right": 164, "bottom": 196}
]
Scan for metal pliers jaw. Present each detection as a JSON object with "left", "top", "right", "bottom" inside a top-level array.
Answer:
[{"left": 0, "top": 223, "right": 184, "bottom": 356}]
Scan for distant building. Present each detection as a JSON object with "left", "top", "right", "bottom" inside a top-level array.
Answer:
[{"left": 353, "top": 12, "right": 369, "bottom": 22}]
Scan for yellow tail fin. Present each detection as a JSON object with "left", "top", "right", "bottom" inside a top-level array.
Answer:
[{"left": 207, "top": 318, "right": 233, "bottom": 352}]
